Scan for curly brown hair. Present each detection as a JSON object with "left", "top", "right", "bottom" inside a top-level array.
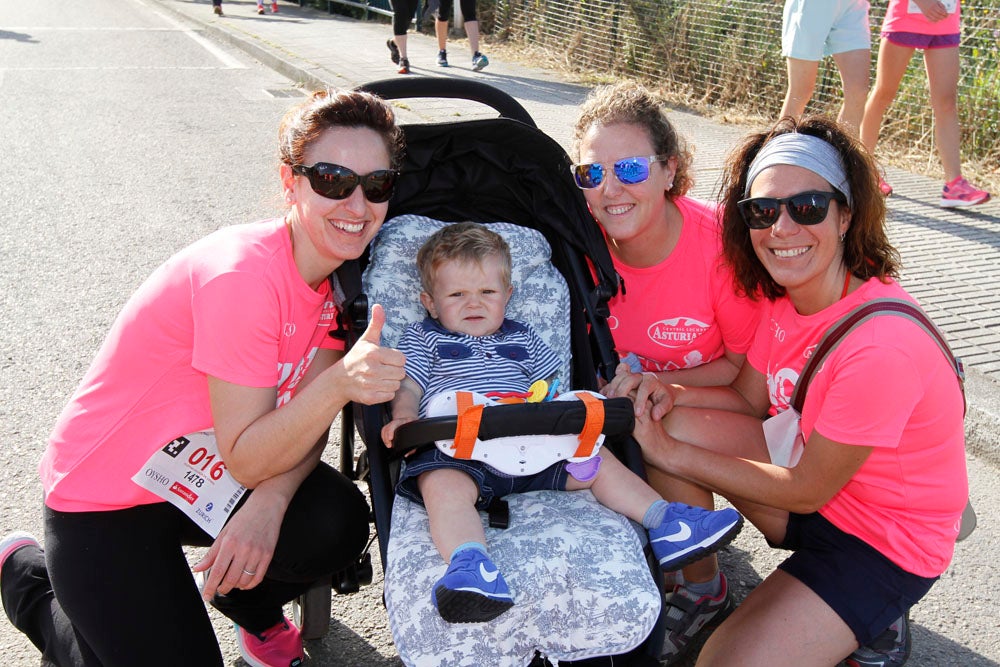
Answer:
[
  {"left": 572, "top": 81, "right": 693, "bottom": 199},
  {"left": 278, "top": 88, "right": 405, "bottom": 171},
  {"left": 720, "top": 116, "right": 900, "bottom": 301}
]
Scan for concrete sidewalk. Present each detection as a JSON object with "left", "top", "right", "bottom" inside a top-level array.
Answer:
[{"left": 150, "top": 0, "right": 1000, "bottom": 463}]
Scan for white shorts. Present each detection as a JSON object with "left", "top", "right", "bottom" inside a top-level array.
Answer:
[{"left": 782, "top": 0, "right": 872, "bottom": 60}]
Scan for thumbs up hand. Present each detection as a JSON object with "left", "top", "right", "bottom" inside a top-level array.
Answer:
[{"left": 340, "top": 303, "right": 406, "bottom": 405}]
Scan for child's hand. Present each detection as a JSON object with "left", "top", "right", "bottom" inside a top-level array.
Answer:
[
  {"left": 382, "top": 416, "right": 417, "bottom": 447},
  {"left": 601, "top": 363, "right": 643, "bottom": 400}
]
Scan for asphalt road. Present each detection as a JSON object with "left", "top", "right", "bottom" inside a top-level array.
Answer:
[{"left": 0, "top": 1, "right": 997, "bottom": 665}]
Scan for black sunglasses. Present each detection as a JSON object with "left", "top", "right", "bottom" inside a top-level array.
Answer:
[
  {"left": 737, "top": 191, "right": 847, "bottom": 229},
  {"left": 292, "top": 162, "right": 399, "bottom": 203}
]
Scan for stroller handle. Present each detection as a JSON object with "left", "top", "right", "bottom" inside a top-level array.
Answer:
[{"left": 357, "top": 78, "right": 537, "bottom": 128}]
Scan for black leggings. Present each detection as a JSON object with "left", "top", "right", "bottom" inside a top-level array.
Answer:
[
  {"left": 433, "top": 0, "right": 477, "bottom": 23},
  {"left": 392, "top": 0, "right": 477, "bottom": 34},
  {"left": 3, "top": 463, "right": 368, "bottom": 667},
  {"left": 391, "top": 0, "right": 420, "bottom": 35}
]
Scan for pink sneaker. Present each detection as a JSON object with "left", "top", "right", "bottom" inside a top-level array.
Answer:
[
  {"left": 271, "top": 2, "right": 279, "bottom": 12},
  {"left": 0, "top": 532, "right": 40, "bottom": 586},
  {"left": 941, "top": 176, "right": 991, "bottom": 208},
  {"left": 235, "top": 617, "right": 304, "bottom": 667}
]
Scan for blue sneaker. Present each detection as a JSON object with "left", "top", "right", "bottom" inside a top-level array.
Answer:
[
  {"left": 649, "top": 504, "right": 743, "bottom": 570},
  {"left": 471, "top": 52, "right": 489, "bottom": 71},
  {"left": 432, "top": 549, "right": 513, "bottom": 623}
]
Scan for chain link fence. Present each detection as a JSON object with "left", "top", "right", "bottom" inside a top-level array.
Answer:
[{"left": 489, "top": 0, "right": 1000, "bottom": 177}]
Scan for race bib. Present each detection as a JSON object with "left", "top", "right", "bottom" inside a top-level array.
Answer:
[
  {"left": 908, "top": 0, "right": 957, "bottom": 14},
  {"left": 132, "top": 430, "right": 246, "bottom": 538},
  {"left": 762, "top": 408, "right": 805, "bottom": 468}
]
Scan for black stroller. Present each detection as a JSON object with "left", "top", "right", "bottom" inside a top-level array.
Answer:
[{"left": 301, "top": 78, "right": 667, "bottom": 666}]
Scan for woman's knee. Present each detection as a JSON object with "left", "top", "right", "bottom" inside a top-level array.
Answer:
[
  {"left": 282, "top": 465, "right": 371, "bottom": 572},
  {"left": 929, "top": 88, "right": 959, "bottom": 115}
]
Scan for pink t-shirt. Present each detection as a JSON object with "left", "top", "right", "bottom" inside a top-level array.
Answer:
[
  {"left": 607, "top": 196, "right": 760, "bottom": 373},
  {"left": 747, "top": 278, "right": 967, "bottom": 577},
  {"left": 882, "top": 0, "right": 960, "bottom": 35},
  {"left": 41, "top": 218, "right": 345, "bottom": 512}
]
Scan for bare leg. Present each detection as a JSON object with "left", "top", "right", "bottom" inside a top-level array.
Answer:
[
  {"left": 392, "top": 34, "right": 408, "bottom": 59},
  {"left": 860, "top": 38, "right": 914, "bottom": 153},
  {"left": 924, "top": 46, "right": 963, "bottom": 182},
  {"left": 635, "top": 407, "right": 788, "bottom": 583},
  {"left": 465, "top": 20, "right": 480, "bottom": 55},
  {"left": 831, "top": 48, "right": 871, "bottom": 135},
  {"left": 697, "top": 569, "right": 857, "bottom": 667},
  {"left": 435, "top": 19, "right": 448, "bottom": 52},
  {"left": 780, "top": 58, "right": 820, "bottom": 120},
  {"left": 418, "top": 468, "right": 485, "bottom": 560},
  {"left": 565, "top": 449, "right": 662, "bottom": 520}
]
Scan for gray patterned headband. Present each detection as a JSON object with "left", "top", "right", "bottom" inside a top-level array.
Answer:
[{"left": 744, "top": 133, "right": 852, "bottom": 209}]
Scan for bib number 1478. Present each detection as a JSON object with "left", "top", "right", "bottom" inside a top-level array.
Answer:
[{"left": 132, "top": 430, "right": 246, "bottom": 538}]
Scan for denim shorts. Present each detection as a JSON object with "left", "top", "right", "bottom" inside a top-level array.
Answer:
[
  {"left": 782, "top": 0, "right": 871, "bottom": 59},
  {"left": 396, "top": 447, "right": 570, "bottom": 510},
  {"left": 772, "top": 512, "right": 938, "bottom": 645},
  {"left": 883, "top": 31, "right": 960, "bottom": 49}
]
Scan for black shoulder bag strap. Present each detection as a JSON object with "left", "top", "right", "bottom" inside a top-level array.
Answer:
[
  {"left": 788, "top": 297, "right": 974, "bottom": 540},
  {"left": 790, "top": 298, "right": 965, "bottom": 415}
]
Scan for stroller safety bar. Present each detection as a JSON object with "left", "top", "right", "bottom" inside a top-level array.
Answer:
[{"left": 392, "top": 395, "right": 635, "bottom": 455}]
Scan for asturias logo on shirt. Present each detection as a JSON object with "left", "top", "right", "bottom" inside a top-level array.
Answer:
[{"left": 647, "top": 317, "right": 709, "bottom": 349}]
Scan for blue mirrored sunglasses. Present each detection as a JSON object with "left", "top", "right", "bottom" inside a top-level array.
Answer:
[{"left": 572, "top": 154, "right": 670, "bottom": 189}]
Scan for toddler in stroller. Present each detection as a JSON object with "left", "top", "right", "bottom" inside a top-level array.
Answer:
[
  {"left": 382, "top": 222, "right": 744, "bottom": 625},
  {"left": 340, "top": 76, "right": 730, "bottom": 666}
]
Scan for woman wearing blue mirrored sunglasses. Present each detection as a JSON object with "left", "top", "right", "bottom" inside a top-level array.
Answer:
[{"left": 573, "top": 82, "right": 763, "bottom": 662}]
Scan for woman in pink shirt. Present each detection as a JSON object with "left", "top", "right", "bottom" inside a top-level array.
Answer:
[
  {"left": 572, "top": 82, "right": 761, "bottom": 662},
  {"left": 0, "top": 90, "right": 407, "bottom": 667},
  {"left": 606, "top": 117, "right": 967, "bottom": 666},
  {"left": 860, "top": 0, "right": 990, "bottom": 206}
]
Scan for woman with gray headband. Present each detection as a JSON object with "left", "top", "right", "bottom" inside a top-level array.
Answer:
[{"left": 604, "top": 117, "right": 967, "bottom": 666}]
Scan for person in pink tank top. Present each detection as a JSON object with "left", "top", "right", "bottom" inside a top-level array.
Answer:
[
  {"left": 1, "top": 90, "right": 408, "bottom": 667},
  {"left": 861, "top": 0, "right": 991, "bottom": 207},
  {"left": 604, "top": 117, "right": 966, "bottom": 666},
  {"left": 572, "top": 82, "right": 762, "bottom": 662}
]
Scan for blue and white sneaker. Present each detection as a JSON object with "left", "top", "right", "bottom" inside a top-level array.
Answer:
[
  {"left": 432, "top": 549, "right": 513, "bottom": 623},
  {"left": 649, "top": 504, "right": 743, "bottom": 570},
  {"left": 471, "top": 52, "right": 489, "bottom": 71}
]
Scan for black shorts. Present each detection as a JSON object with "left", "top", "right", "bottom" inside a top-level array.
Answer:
[{"left": 773, "top": 512, "right": 938, "bottom": 644}]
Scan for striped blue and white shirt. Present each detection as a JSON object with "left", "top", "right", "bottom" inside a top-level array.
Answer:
[{"left": 399, "top": 317, "right": 563, "bottom": 414}]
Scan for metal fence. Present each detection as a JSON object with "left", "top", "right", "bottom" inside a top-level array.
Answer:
[
  {"left": 491, "top": 0, "right": 1000, "bottom": 174},
  {"left": 298, "top": 0, "right": 397, "bottom": 19}
]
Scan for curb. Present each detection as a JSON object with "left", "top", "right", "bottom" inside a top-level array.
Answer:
[
  {"left": 158, "top": 2, "right": 340, "bottom": 91},
  {"left": 966, "top": 369, "right": 1000, "bottom": 469}
]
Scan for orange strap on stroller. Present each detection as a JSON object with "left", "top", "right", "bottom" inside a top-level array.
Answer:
[
  {"left": 452, "top": 391, "right": 484, "bottom": 459},
  {"left": 573, "top": 392, "right": 605, "bottom": 458}
]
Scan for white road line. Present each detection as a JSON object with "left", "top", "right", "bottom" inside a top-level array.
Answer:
[
  {"left": 131, "top": 0, "right": 247, "bottom": 69},
  {"left": 4, "top": 66, "right": 234, "bottom": 71}
]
